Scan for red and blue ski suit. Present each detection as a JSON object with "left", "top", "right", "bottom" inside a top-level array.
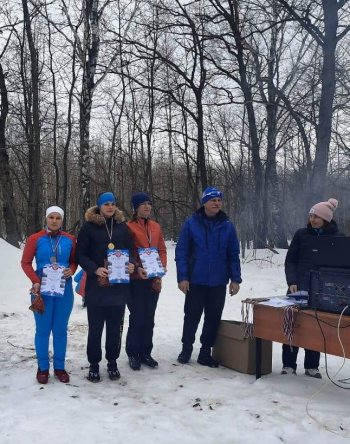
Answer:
[{"left": 21, "top": 230, "right": 77, "bottom": 371}]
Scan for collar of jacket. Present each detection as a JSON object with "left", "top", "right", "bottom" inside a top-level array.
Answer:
[
  {"left": 195, "top": 206, "right": 228, "bottom": 223},
  {"left": 136, "top": 217, "right": 149, "bottom": 225},
  {"left": 45, "top": 227, "right": 62, "bottom": 236},
  {"left": 306, "top": 219, "right": 338, "bottom": 235},
  {"left": 85, "top": 205, "right": 125, "bottom": 225}
]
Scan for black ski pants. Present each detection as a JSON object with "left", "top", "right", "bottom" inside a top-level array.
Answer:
[
  {"left": 87, "top": 304, "right": 125, "bottom": 366},
  {"left": 126, "top": 280, "right": 159, "bottom": 357},
  {"left": 181, "top": 284, "right": 226, "bottom": 350}
]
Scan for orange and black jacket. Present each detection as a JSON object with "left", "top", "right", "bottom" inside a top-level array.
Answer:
[{"left": 127, "top": 218, "right": 167, "bottom": 280}]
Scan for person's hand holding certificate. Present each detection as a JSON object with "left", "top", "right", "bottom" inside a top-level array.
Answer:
[
  {"left": 40, "top": 264, "right": 66, "bottom": 297},
  {"left": 138, "top": 247, "right": 165, "bottom": 278},
  {"left": 107, "top": 249, "right": 130, "bottom": 284}
]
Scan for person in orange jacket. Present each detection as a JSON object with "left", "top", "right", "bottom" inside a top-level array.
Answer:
[{"left": 126, "top": 192, "right": 167, "bottom": 370}]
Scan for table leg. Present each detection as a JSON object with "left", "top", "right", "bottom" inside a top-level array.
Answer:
[{"left": 256, "top": 337, "right": 262, "bottom": 379}]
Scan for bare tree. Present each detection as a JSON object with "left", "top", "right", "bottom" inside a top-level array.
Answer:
[
  {"left": 120, "top": 0, "right": 211, "bottom": 195},
  {"left": 60, "top": 0, "right": 140, "bottom": 221},
  {"left": 277, "top": 0, "right": 350, "bottom": 203},
  {"left": 22, "top": 0, "right": 41, "bottom": 232},
  {"left": 206, "top": 0, "right": 265, "bottom": 246},
  {"left": 0, "top": 54, "right": 21, "bottom": 246}
]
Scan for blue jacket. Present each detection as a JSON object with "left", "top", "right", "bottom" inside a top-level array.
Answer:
[
  {"left": 175, "top": 208, "right": 241, "bottom": 286},
  {"left": 21, "top": 229, "right": 77, "bottom": 298}
]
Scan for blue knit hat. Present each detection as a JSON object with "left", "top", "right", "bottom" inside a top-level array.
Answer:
[
  {"left": 97, "top": 192, "right": 117, "bottom": 207},
  {"left": 132, "top": 192, "right": 152, "bottom": 211},
  {"left": 201, "top": 187, "right": 223, "bottom": 205}
]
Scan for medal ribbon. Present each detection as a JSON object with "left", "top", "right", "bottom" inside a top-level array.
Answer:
[
  {"left": 138, "top": 218, "right": 152, "bottom": 246},
  {"left": 49, "top": 233, "right": 62, "bottom": 263},
  {"left": 104, "top": 217, "right": 114, "bottom": 248}
]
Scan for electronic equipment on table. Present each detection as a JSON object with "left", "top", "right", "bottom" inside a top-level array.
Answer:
[{"left": 309, "top": 267, "right": 350, "bottom": 315}]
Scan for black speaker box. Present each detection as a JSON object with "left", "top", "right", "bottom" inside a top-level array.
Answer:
[{"left": 309, "top": 268, "right": 350, "bottom": 315}]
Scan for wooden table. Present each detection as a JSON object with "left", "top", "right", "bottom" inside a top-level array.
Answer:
[{"left": 252, "top": 303, "right": 350, "bottom": 378}]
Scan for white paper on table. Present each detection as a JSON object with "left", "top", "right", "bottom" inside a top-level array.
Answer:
[
  {"left": 41, "top": 264, "right": 66, "bottom": 297},
  {"left": 288, "top": 290, "right": 309, "bottom": 299},
  {"left": 258, "top": 296, "right": 299, "bottom": 307},
  {"left": 138, "top": 247, "right": 165, "bottom": 278},
  {"left": 107, "top": 249, "right": 130, "bottom": 284}
]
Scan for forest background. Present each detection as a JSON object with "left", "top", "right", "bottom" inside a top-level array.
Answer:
[{"left": 1, "top": 0, "right": 350, "bottom": 253}]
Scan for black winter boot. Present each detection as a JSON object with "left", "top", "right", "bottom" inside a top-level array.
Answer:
[
  {"left": 197, "top": 348, "right": 219, "bottom": 368},
  {"left": 141, "top": 354, "right": 158, "bottom": 368},
  {"left": 87, "top": 364, "right": 100, "bottom": 382},
  {"left": 107, "top": 361, "right": 121, "bottom": 380},
  {"left": 177, "top": 345, "right": 193, "bottom": 364},
  {"left": 128, "top": 355, "right": 141, "bottom": 371}
]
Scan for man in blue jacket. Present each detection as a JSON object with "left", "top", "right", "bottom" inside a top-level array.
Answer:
[{"left": 175, "top": 187, "right": 241, "bottom": 367}]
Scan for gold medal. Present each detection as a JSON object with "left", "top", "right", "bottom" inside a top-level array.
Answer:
[{"left": 108, "top": 243, "right": 115, "bottom": 250}]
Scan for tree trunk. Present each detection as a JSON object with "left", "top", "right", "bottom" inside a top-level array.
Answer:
[
  {"left": 196, "top": 97, "right": 208, "bottom": 190},
  {"left": 79, "top": 0, "right": 100, "bottom": 221},
  {"left": 62, "top": 42, "right": 77, "bottom": 224},
  {"left": 0, "top": 62, "right": 21, "bottom": 246},
  {"left": 261, "top": 3, "right": 288, "bottom": 248},
  {"left": 22, "top": 0, "right": 41, "bottom": 233},
  {"left": 47, "top": 19, "right": 60, "bottom": 204},
  {"left": 231, "top": 0, "right": 265, "bottom": 247},
  {"left": 309, "top": 0, "right": 338, "bottom": 203},
  {"left": 166, "top": 98, "right": 179, "bottom": 240}
]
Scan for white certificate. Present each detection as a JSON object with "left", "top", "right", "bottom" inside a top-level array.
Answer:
[
  {"left": 107, "top": 249, "right": 130, "bottom": 284},
  {"left": 138, "top": 247, "right": 165, "bottom": 278},
  {"left": 41, "top": 264, "right": 66, "bottom": 297}
]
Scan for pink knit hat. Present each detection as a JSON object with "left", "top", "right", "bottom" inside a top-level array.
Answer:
[{"left": 309, "top": 198, "right": 338, "bottom": 223}]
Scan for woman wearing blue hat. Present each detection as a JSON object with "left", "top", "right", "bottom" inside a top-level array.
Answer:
[
  {"left": 126, "top": 192, "right": 167, "bottom": 370},
  {"left": 76, "top": 192, "right": 135, "bottom": 382}
]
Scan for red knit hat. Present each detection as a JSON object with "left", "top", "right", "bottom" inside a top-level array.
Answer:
[{"left": 309, "top": 198, "right": 338, "bottom": 223}]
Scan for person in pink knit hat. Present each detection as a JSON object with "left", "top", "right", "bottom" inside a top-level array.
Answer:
[
  {"left": 283, "top": 198, "right": 344, "bottom": 379},
  {"left": 309, "top": 198, "right": 338, "bottom": 224}
]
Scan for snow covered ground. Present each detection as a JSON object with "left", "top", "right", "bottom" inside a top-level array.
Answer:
[{"left": 0, "top": 239, "right": 350, "bottom": 444}]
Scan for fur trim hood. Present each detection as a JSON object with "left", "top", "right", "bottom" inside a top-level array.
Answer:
[{"left": 85, "top": 205, "right": 125, "bottom": 225}]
